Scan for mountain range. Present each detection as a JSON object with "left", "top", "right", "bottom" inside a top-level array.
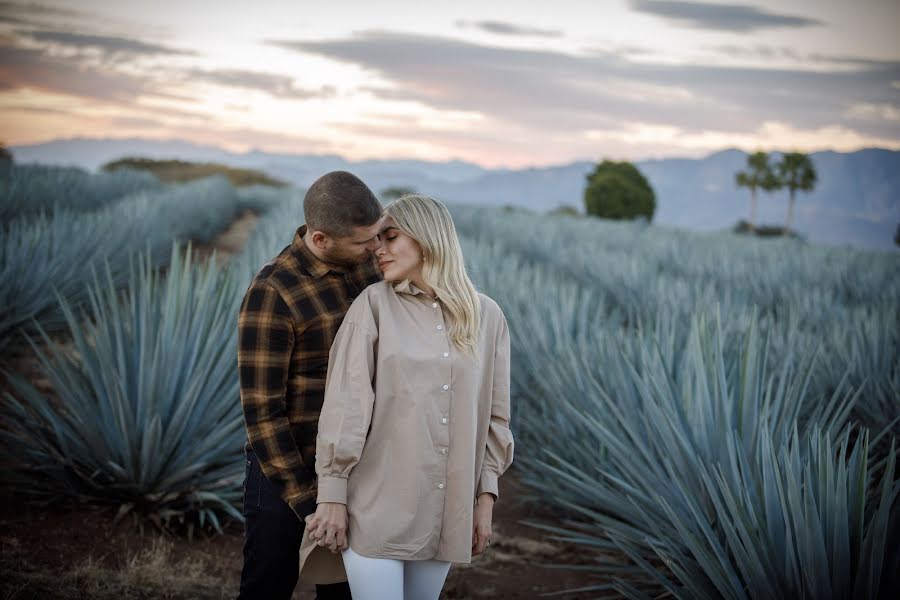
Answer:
[{"left": 11, "top": 138, "right": 900, "bottom": 251}]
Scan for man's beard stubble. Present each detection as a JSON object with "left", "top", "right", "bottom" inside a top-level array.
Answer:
[{"left": 321, "top": 245, "right": 372, "bottom": 269}]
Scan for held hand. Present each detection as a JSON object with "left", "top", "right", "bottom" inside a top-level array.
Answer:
[
  {"left": 305, "top": 502, "right": 349, "bottom": 554},
  {"left": 471, "top": 492, "right": 495, "bottom": 556}
]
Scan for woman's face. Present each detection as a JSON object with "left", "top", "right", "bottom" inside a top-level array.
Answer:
[{"left": 375, "top": 216, "right": 424, "bottom": 282}]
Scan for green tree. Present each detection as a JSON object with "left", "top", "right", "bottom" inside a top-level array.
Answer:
[
  {"left": 775, "top": 152, "right": 817, "bottom": 232},
  {"left": 583, "top": 160, "right": 655, "bottom": 221},
  {"left": 735, "top": 151, "right": 779, "bottom": 230}
]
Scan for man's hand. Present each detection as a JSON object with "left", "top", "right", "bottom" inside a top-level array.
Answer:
[{"left": 305, "top": 502, "right": 348, "bottom": 554}]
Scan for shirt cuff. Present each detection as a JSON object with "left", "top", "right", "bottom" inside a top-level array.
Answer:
[
  {"left": 476, "top": 469, "right": 499, "bottom": 502},
  {"left": 316, "top": 475, "right": 348, "bottom": 505}
]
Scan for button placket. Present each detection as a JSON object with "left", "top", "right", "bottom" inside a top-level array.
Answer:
[{"left": 433, "top": 298, "right": 452, "bottom": 478}]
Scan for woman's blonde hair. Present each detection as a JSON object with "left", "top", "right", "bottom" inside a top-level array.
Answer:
[{"left": 385, "top": 194, "right": 481, "bottom": 357}]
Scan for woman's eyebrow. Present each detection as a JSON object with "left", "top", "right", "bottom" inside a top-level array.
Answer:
[{"left": 380, "top": 225, "right": 399, "bottom": 234}]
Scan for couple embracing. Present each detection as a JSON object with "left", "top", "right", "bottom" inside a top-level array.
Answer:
[{"left": 235, "top": 171, "right": 515, "bottom": 600}]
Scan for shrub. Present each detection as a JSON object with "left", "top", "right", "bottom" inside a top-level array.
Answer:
[{"left": 584, "top": 160, "right": 656, "bottom": 220}]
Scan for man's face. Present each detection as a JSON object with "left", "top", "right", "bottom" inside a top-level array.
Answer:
[{"left": 320, "top": 218, "right": 385, "bottom": 268}]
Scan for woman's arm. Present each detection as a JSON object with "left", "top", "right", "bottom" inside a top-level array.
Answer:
[
  {"left": 473, "top": 310, "right": 514, "bottom": 557},
  {"left": 476, "top": 311, "right": 515, "bottom": 502},
  {"left": 315, "top": 318, "right": 378, "bottom": 505},
  {"left": 308, "top": 296, "right": 378, "bottom": 551}
]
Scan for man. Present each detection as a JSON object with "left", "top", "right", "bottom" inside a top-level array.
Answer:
[{"left": 237, "top": 171, "right": 384, "bottom": 599}]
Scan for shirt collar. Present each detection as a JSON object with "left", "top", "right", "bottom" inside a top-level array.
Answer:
[
  {"left": 393, "top": 279, "right": 438, "bottom": 301},
  {"left": 291, "top": 224, "right": 347, "bottom": 278}
]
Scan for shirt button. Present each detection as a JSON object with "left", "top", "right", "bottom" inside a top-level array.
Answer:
[
  {"left": 432, "top": 302, "right": 438, "bottom": 308},
  {"left": 441, "top": 448, "right": 448, "bottom": 454},
  {"left": 441, "top": 417, "right": 448, "bottom": 424},
  {"left": 442, "top": 384, "right": 449, "bottom": 390},
  {"left": 436, "top": 325, "right": 443, "bottom": 330},
  {"left": 438, "top": 483, "right": 445, "bottom": 489},
  {"left": 443, "top": 352, "right": 449, "bottom": 357}
]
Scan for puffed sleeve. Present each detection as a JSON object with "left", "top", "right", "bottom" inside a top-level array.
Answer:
[
  {"left": 476, "top": 309, "right": 514, "bottom": 501},
  {"left": 315, "top": 292, "right": 378, "bottom": 505}
]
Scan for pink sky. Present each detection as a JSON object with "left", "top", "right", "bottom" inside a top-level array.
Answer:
[{"left": 1, "top": 0, "right": 899, "bottom": 167}]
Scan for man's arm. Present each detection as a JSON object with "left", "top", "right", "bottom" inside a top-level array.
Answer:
[{"left": 238, "top": 280, "right": 315, "bottom": 517}]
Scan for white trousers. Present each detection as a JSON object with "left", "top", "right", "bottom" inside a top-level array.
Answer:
[{"left": 341, "top": 546, "right": 452, "bottom": 600}]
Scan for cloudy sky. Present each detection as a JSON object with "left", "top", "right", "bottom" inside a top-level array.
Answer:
[{"left": 1, "top": 0, "right": 898, "bottom": 167}]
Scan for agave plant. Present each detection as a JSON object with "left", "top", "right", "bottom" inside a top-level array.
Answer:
[
  {"left": 0, "top": 209, "right": 162, "bottom": 350},
  {"left": 230, "top": 192, "right": 305, "bottom": 281},
  {"left": 1, "top": 176, "right": 245, "bottom": 352},
  {"left": 0, "top": 243, "right": 246, "bottom": 534},
  {"left": 0, "top": 163, "right": 163, "bottom": 221},
  {"left": 452, "top": 203, "right": 900, "bottom": 445},
  {"left": 508, "top": 302, "right": 898, "bottom": 599}
]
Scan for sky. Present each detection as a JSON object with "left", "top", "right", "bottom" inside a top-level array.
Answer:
[{"left": 0, "top": 0, "right": 898, "bottom": 167}]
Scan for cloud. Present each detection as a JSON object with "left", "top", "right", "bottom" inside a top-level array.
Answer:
[
  {"left": 0, "top": 1, "right": 86, "bottom": 21},
  {"left": 585, "top": 120, "right": 900, "bottom": 154},
  {"left": 23, "top": 30, "right": 198, "bottom": 58},
  {"left": 629, "top": 1, "right": 823, "bottom": 32},
  {"left": 184, "top": 68, "right": 336, "bottom": 100},
  {"left": 455, "top": 20, "right": 562, "bottom": 38},
  {"left": 275, "top": 30, "right": 900, "bottom": 141},
  {"left": 0, "top": 43, "right": 156, "bottom": 102},
  {"left": 0, "top": 102, "right": 69, "bottom": 114},
  {"left": 709, "top": 44, "right": 898, "bottom": 68},
  {"left": 844, "top": 103, "right": 900, "bottom": 122},
  {"left": 0, "top": 1, "right": 95, "bottom": 29}
]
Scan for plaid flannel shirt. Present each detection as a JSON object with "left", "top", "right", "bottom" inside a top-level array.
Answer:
[{"left": 237, "top": 224, "right": 383, "bottom": 518}]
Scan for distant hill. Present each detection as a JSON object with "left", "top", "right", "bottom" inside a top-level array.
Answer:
[
  {"left": 103, "top": 157, "right": 287, "bottom": 187},
  {"left": 11, "top": 138, "right": 900, "bottom": 251}
]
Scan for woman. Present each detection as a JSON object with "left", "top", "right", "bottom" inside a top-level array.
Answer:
[{"left": 303, "top": 193, "right": 514, "bottom": 600}]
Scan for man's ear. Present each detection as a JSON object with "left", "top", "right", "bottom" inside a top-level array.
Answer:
[{"left": 310, "top": 230, "right": 330, "bottom": 249}]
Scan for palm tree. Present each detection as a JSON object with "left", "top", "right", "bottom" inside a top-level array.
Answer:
[
  {"left": 775, "top": 152, "right": 817, "bottom": 232},
  {"left": 735, "top": 151, "right": 778, "bottom": 230}
]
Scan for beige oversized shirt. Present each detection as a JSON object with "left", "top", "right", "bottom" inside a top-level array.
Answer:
[{"left": 314, "top": 279, "right": 515, "bottom": 563}]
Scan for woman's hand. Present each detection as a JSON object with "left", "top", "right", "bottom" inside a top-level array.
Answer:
[
  {"left": 472, "top": 492, "right": 495, "bottom": 556},
  {"left": 305, "top": 502, "right": 349, "bottom": 554}
]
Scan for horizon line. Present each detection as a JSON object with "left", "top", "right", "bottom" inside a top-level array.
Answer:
[{"left": 7, "top": 134, "right": 897, "bottom": 171}]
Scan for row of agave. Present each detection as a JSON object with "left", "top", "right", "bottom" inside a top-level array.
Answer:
[
  {"left": 451, "top": 206, "right": 900, "bottom": 445},
  {"left": 0, "top": 164, "right": 164, "bottom": 221},
  {"left": 454, "top": 210, "right": 900, "bottom": 598},
  {"left": 0, "top": 187, "right": 301, "bottom": 535},
  {"left": 0, "top": 175, "right": 279, "bottom": 351}
]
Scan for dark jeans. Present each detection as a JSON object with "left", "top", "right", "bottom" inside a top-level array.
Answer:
[{"left": 237, "top": 448, "right": 351, "bottom": 600}]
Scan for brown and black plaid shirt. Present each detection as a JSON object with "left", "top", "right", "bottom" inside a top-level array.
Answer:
[{"left": 237, "top": 224, "right": 383, "bottom": 518}]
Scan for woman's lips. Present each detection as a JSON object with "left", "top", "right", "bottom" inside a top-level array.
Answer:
[{"left": 378, "top": 260, "right": 392, "bottom": 269}]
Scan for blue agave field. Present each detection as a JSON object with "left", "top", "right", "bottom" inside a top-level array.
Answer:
[{"left": 1, "top": 168, "right": 897, "bottom": 598}]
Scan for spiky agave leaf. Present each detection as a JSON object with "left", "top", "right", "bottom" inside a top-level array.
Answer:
[
  {"left": 0, "top": 176, "right": 243, "bottom": 352},
  {"left": 513, "top": 304, "right": 898, "bottom": 599},
  {"left": 0, "top": 163, "right": 163, "bottom": 221},
  {"left": 0, "top": 243, "right": 245, "bottom": 532}
]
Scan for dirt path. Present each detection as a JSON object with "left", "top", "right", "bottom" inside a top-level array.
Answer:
[
  {"left": 0, "top": 468, "right": 609, "bottom": 600},
  {"left": 192, "top": 209, "right": 260, "bottom": 264}
]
